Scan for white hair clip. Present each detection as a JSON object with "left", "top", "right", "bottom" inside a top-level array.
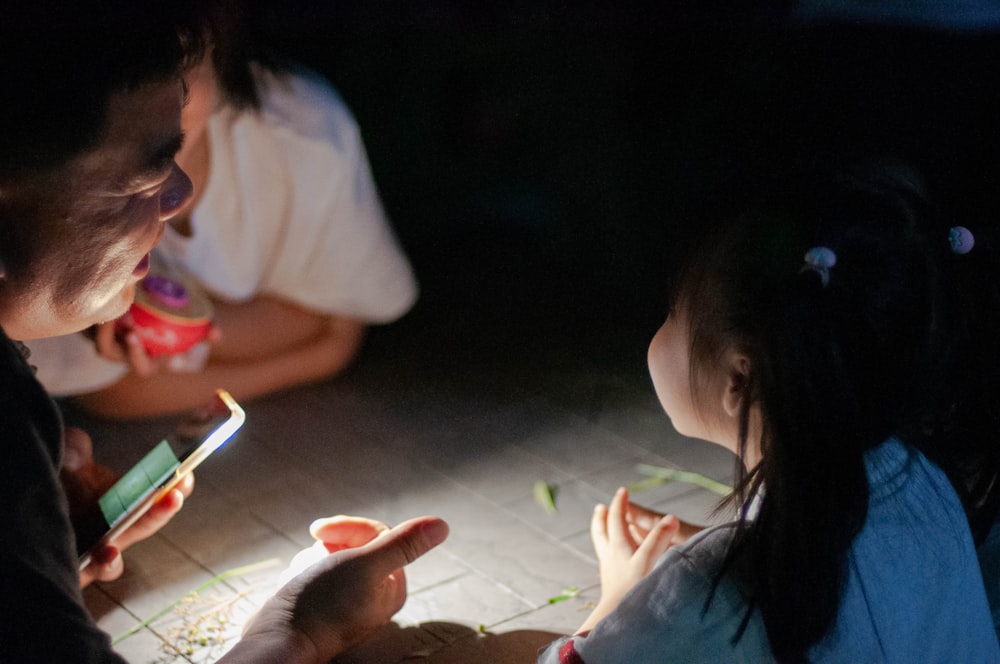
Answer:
[
  {"left": 948, "top": 226, "right": 975, "bottom": 255},
  {"left": 801, "top": 246, "right": 837, "bottom": 287}
]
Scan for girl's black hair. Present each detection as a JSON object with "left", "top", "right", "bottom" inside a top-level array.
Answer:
[
  {"left": 673, "top": 162, "right": 999, "bottom": 661},
  {"left": 198, "top": 0, "right": 290, "bottom": 111}
]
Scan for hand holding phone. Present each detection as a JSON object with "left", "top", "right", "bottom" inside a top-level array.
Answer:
[
  {"left": 74, "top": 389, "right": 245, "bottom": 570},
  {"left": 78, "top": 475, "right": 193, "bottom": 587}
]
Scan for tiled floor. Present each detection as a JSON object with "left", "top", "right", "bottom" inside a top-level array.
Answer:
[{"left": 72, "top": 294, "right": 738, "bottom": 662}]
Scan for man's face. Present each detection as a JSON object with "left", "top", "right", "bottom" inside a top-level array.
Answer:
[{"left": 4, "top": 78, "right": 193, "bottom": 340}]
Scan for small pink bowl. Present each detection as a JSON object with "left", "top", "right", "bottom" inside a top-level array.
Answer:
[{"left": 117, "top": 274, "right": 213, "bottom": 356}]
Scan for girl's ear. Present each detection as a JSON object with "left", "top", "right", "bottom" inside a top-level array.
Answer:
[{"left": 722, "top": 353, "right": 751, "bottom": 418}]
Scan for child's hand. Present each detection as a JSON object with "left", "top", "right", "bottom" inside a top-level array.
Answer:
[
  {"left": 91, "top": 320, "right": 161, "bottom": 375},
  {"left": 91, "top": 320, "right": 219, "bottom": 375},
  {"left": 579, "top": 487, "right": 680, "bottom": 633},
  {"left": 624, "top": 501, "right": 705, "bottom": 546}
]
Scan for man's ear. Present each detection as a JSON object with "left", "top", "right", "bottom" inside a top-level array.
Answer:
[{"left": 722, "top": 353, "right": 751, "bottom": 418}]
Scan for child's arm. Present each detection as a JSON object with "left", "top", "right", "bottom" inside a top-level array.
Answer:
[
  {"left": 576, "top": 487, "right": 684, "bottom": 634},
  {"left": 78, "top": 297, "right": 365, "bottom": 419},
  {"left": 203, "top": 295, "right": 358, "bottom": 364}
]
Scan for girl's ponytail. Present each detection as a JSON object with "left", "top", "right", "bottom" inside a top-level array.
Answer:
[{"left": 680, "top": 164, "right": 971, "bottom": 661}]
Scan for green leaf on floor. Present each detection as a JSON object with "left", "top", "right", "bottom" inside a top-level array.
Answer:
[
  {"left": 533, "top": 480, "right": 558, "bottom": 513},
  {"left": 547, "top": 586, "right": 580, "bottom": 604},
  {"left": 629, "top": 465, "right": 732, "bottom": 496}
]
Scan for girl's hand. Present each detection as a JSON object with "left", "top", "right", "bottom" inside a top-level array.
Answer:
[
  {"left": 92, "top": 320, "right": 219, "bottom": 375},
  {"left": 623, "top": 501, "right": 705, "bottom": 546},
  {"left": 578, "top": 488, "right": 680, "bottom": 633}
]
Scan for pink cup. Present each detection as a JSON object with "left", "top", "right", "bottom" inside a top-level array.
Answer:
[{"left": 117, "top": 274, "right": 213, "bottom": 356}]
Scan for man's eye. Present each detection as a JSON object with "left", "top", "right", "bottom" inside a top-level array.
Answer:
[{"left": 135, "top": 177, "right": 169, "bottom": 199}]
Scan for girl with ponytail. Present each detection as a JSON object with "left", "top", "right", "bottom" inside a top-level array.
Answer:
[{"left": 540, "top": 165, "right": 1000, "bottom": 662}]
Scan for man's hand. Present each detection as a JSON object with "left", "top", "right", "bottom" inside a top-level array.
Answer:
[
  {"left": 227, "top": 515, "right": 449, "bottom": 664},
  {"left": 78, "top": 477, "right": 192, "bottom": 587},
  {"left": 61, "top": 427, "right": 194, "bottom": 587}
]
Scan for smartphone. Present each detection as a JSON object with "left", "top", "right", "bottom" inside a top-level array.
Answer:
[{"left": 75, "top": 389, "right": 245, "bottom": 570}]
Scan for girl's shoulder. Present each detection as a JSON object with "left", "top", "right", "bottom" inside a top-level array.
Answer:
[
  {"left": 673, "top": 522, "right": 738, "bottom": 565},
  {"left": 245, "top": 64, "right": 361, "bottom": 147},
  {"left": 654, "top": 522, "right": 742, "bottom": 594}
]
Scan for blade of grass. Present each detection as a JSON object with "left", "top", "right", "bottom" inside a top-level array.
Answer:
[
  {"left": 533, "top": 480, "right": 558, "bottom": 513},
  {"left": 112, "top": 557, "right": 281, "bottom": 645},
  {"left": 547, "top": 586, "right": 580, "bottom": 604},
  {"left": 629, "top": 465, "right": 732, "bottom": 496}
]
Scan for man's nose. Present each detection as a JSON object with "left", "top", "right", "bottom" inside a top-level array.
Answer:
[{"left": 158, "top": 163, "right": 194, "bottom": 221}]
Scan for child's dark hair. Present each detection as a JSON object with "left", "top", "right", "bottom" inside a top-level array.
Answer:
[
  {"left": 198, "top": 0, "right": 289, "bottom": 111},
  {"left": 673, "top": 162, "right": 1000, "bottom": 661}
]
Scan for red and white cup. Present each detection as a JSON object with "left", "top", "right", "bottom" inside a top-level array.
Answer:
[{"left": 117, "top": 273, "right": 213, "bottom": 357}]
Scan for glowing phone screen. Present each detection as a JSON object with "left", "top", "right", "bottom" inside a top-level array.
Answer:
[{"left": 98, "top": 440, "right": 180, "bottom": 528}]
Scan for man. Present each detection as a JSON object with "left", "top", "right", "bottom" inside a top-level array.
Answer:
[{"left": 0, "top": 3, "right": 446, "bottom": 661}]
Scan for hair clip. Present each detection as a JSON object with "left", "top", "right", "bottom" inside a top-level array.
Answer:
[
  {"left": 948, "top": 226, "right": 975, "bottom": 255},
  {"left": 801, "top": 246, "right": 837, "bottom": 287}
]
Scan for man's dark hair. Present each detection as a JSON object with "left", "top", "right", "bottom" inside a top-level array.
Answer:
[{"left": 0, "top": 0, "right": 204, "bottom": 179}]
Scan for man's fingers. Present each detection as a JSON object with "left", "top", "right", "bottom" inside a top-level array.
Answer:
[
  {"left": 175, "top": 472, "right": 195, "bottom": 498},
  {"left": 357, "top": 516, "right": 448, "bottom": 578},
  {"left": 112, "top": 487, "right": 185, "bottom": 549},
  {"left": 81, "top": 545, "right": 123, "bottom": 587}
]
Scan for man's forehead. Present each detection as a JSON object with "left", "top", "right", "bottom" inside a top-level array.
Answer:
[{"left": 73, "top": 78, "right": 185, "bottom": 193}]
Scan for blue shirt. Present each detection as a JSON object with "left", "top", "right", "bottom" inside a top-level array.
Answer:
[
  {"left": 540, "top": 440, "right": 1000, "bottom": 663},
  {"left": 979, "top": 515, "right": 1000, "bottom": 640}
]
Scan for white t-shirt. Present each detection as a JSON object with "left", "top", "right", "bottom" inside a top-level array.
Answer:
[{"left": 28, "top": 66, "right": 417, "bottom": 396}]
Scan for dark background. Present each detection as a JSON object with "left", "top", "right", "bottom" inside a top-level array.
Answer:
[{"left": 245, "top": 2, "right": 1000, "bottom": 377}]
